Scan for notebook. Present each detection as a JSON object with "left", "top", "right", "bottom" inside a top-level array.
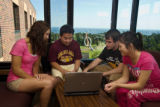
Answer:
[{"left": 64, "top": 72, "right": 102, "bottom": 96}]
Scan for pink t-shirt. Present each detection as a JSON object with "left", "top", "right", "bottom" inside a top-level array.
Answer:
[
  {"left": 7, "top": 39, "right": 39, "bottom": 82},
  {"left": 123, "top": 51, "right": 160, "bottom": 88}
]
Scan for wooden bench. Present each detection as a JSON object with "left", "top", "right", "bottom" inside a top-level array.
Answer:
[
  {"left": 0, "top": 64, "right": 34, "bottom": 107},
  {"left": 0, "top": 82, "right": 33, "bottom": 107}
]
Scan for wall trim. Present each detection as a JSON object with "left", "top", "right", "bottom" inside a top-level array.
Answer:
[
  {"left": 12, "top": 0, "right": 19, "bottom": 6},
  {"left": 24, "top": 2, "right": 27, "bottom": 12}
]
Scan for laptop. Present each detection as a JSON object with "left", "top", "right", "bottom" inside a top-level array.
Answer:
[{"left": 64, "top": 72, "right": 102, "bottom": 96}]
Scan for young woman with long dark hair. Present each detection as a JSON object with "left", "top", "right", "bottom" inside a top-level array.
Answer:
[
  {"left": 7, "top": 21, "right": 58, "bottom": 107},
  {"left": 105, "top": 31, "right": 160, "bottom": 107}
]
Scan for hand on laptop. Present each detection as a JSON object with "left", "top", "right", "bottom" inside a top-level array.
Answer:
[
  {"left": 83, "top": 68, "right": 88, "bottom": 72},
  {"left": 103, "top": 71, "right": 110, "bottom": 76},
  {"left": 71, "top": 69, "right": 76, "bottom": 72},
  {"left": 61, "top": 69, "right": 71, "bottom": 75}
]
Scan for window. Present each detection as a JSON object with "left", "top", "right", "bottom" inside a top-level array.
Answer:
[
  {"left": 74, "top": 0, "right": 112, "bottom": 59},
  {"left": 30, "top": 15, "right": 32, "bottom": 27},
  {"left": 13, "top": 3, "right": 20, "bottom": 32},
  {"left": 0, "top": 26, "right": 2, "bottom": 58},
  {"left": 33, "top": 17, "right": 35, "bottom": 23},
  {"left": 117, "top": 0, "right": 132, "bottom": 31},
  {"left": 32, "top": 17, "right": 33, "bottom": 24},
  {"left": 137, "top": 0, "right": 160, "bottom": 51},
  {"left": 0, "top": 40, "right": 2, "bottom": 58},
  {"left": 0, "top": 26, "right": 1, "bottom": 38},
  {"left": 51, "top": 0, "right": 67, "bottom": 42},
  {"left": 24, "top": 11, "right": 28, "bottom": 30}
]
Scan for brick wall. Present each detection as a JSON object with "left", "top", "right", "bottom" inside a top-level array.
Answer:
[{"left": 0, "top": 0, "right": 36, "bottom": 61}]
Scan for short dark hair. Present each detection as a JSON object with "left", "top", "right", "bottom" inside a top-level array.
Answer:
[
  {"left": 60, "top": 24, "right": 74, "bottom": 36},
  {"left": 105, "top": 29, "right": 120, "bottom": 42}
]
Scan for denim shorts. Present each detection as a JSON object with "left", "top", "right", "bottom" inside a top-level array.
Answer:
[{"left": 7, "top": 78, "right": 23, "bottom": 92}]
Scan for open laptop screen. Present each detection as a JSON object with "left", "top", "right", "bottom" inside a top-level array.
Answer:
[{"left": 64, "top": 72, "right": 102, "bottom": 96}]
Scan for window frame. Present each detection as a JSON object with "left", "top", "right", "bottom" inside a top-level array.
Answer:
[
  {"left": 13, "top": 3, "right": 20, "bottom": 33},
  {"left": 24, "top": 11, "right": 28, "bottom": 30}
]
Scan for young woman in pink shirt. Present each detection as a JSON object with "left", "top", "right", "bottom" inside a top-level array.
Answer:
[
  {"left": 104, "top": 31, "right": 160, "bottom": 107},
  {"left": 7, "top": 21, "right": 58, "bottom": 107}
]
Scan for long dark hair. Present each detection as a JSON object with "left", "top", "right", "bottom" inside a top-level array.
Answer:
[
  {"left": 119, "top": 31, "right": 143, "bottom": 51},
  {"left": 27, "top": 21, "right": 49, "bottom": 56}
]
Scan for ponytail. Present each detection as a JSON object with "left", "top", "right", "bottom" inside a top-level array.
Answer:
[
  {"left": 136, "top": 32, "right": 143, "bottom": 51},
  {"left": 119, "top": 31, "right": 143, "bottom": 51}
]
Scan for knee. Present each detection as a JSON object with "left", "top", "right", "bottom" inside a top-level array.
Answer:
[
  {"left": 44, "top": 78, "right": 56, "bottom": 89},
  {"left": 117, "top": 88, "right": 126, "bottom": 94},
  {"left": 127, "top": 90, "right": 136, "bottom": 99},
  {"left": 51, "top": 77, "right": 59, "bottom": 87},
  {"left": 127, "top": 90, "right": 141, "bottom": 106},
  {"left": 116, "top": 88, "right": 129, "bottom": 97}
]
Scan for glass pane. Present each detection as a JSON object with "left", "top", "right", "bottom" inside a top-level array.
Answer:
[
  {"left": 13, "top": 3, "right": 20, "bottom": 31},
  {"left": 117, "top": 0, "right": 132, "bottom": 31},
  {"left": 74, "top": 0, "right": 112, "bottom": 59},
  {"left": 0, "top": 0, "right": 43, "bottom": 62},
  {"left": 51, "top": 0, "right": 67, "bottom": 42},
  {"left": 30, "top": 0, "right": 44, "bottom": 20},
  {"left": 137, "top": 0, "right": 160, "bottom": 51},
  {"left": 0, "top": 26, "right": 2, "bottom": 58},
  {"left": 24, "top": 11, "right": 28, "bottom": 30}
]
